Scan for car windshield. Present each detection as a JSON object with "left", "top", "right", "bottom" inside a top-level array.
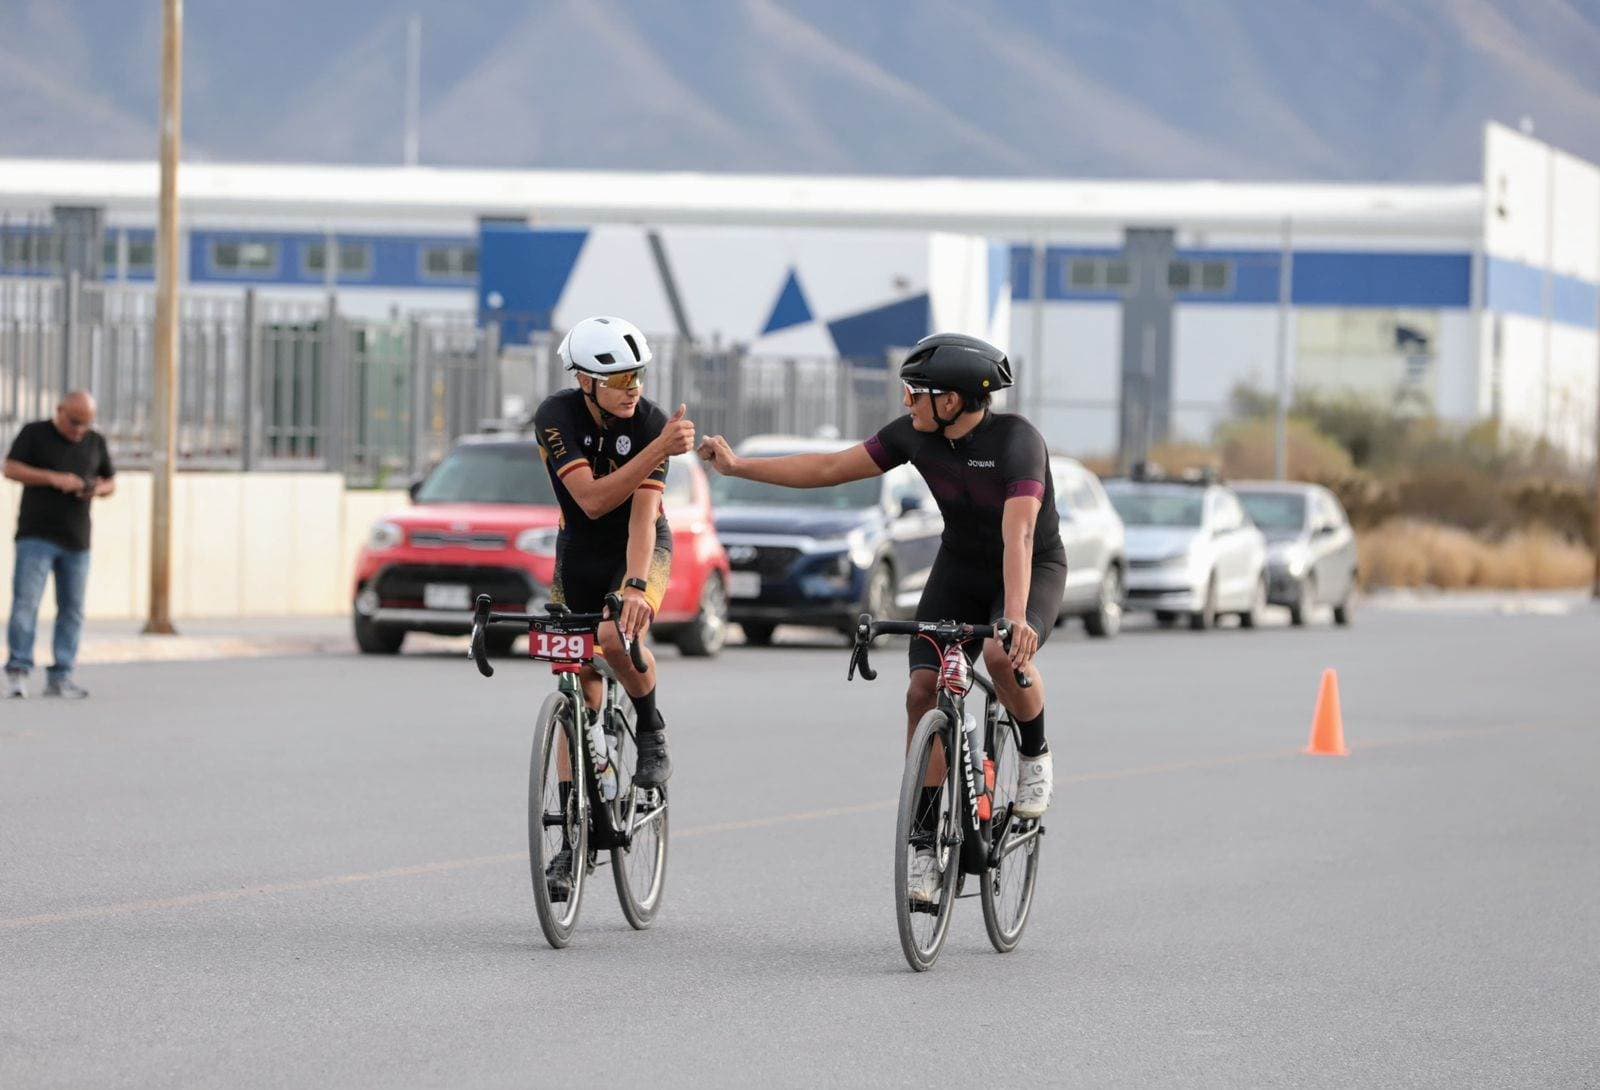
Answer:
[
  {"left": 1238, "top": 492, "right": 1307, "bottom": 533},
  {"left": 1106, "top": 487, "right": 1204, "bottom": 527},
  {"left": 712, "top": 460, "right": 882, "bottom": 510},
  {"left": 416, "top": 444, "right": 557, "bottom": 505}
]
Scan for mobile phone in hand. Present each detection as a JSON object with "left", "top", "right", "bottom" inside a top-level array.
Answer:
[{"left": 77, "top": 478, "right": 97, "bottom": 500}]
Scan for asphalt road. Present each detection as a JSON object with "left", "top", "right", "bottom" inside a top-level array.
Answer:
[{"left": 2, "top": 604, "right": 1597, "bottom": 1088}]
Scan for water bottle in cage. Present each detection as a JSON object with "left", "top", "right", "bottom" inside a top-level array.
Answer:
[{"left": 588, "top": 713, "right": 618, "bottom": 801}]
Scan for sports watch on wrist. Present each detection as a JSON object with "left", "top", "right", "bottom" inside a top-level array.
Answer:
[{"left": 623, "top": 577, "right": 649, "bottom": 594}]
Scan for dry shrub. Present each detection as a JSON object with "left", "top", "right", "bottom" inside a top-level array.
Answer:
[
  {"left": 1358, "top": 519, "right": 1594, "bottom": 590},
  {"left": 1144, "top": 442, "right": 1221, "bottom": 476},
  {"left": 1217, "top": 418, "right": 1354, "bottom": 481}
]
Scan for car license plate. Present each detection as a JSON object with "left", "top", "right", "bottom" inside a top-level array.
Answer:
[
  {"left": 423, "top": 583, "right": 470, "bottom": 610},
  {"left": 527, "top": 626, "right": 595, "bottom": 663},
  {"left": 728, "top": 571, "right": 761, "bottom": 599}
]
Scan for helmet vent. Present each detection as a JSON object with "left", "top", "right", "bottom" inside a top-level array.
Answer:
[
  {"left": 594, "top": 352, "right": 616, "bottom": 365},
  {"left": 623, "top": 334, "right": 642, "bottom": 362}
]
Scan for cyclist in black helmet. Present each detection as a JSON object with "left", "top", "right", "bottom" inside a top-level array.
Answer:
[{"left": 699, "top": 333, "right": 1061, "bottom": 903}]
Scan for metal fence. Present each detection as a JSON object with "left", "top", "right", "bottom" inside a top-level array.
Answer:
[{"left": 1, "top": 278, "right": 906, "bottom": 485}]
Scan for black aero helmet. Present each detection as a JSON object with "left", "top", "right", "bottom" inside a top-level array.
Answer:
[{"left": 899, "top": 333, "right": 1013, "bottom": 399}]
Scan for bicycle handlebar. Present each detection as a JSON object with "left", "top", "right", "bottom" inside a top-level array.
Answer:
[
  {"left": 470, "top": 593, "right": 648, "bottom": 678},
  {"left": 847, "top": 613, "right": 1033, "bottom": 689}
]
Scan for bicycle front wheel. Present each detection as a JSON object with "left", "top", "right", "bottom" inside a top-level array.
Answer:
[
  {"left": 610, "top": 708, "right": 669, "bottom": 929},
  {"left": 981, "top": 714, "right": 1041, "bottom": 953},
  {"left": 529, "top": 691, "right": 587, "bottom": 948},
  {"left": 894, "top": 708, "right": 960, "bottom": 972}
]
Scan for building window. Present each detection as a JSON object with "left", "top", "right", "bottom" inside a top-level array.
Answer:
[
  {"left": 1064, "top": 257, "right": 1130, "bottom": 294},
  {"left": 1168, "top": 259, "right": 1233, "bottom": 294},
  {"left": 421, "top": 244, "right": 478, "bottom": 280},
  {"left": 127, "top": 237, "right": 155, "bottom": 272},
  {"left": 2, "top": 233, "right": 60, "bottom": 271},
  {"left": 305, "top": 240, "right": 374, "bottom": 279},
  {"left": 212, "top": 239, "right": 279, "bottom": 276}
]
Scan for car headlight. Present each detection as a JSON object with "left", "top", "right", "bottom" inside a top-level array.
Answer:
[
  {"left": 845, "top": 527, "right": 876, "bottom": 569},
  {"left": 368, "top": 521, "right": 403, "bottom": 551},
  {"left": 516, "top": 527, "right": 559, "bottom": 557},
  {"left": 1157, "top": 550, "right": 1191, "bottom": 570},
  {"left": 1269, "top": 543, "right": 1307, "bottom": 577}
]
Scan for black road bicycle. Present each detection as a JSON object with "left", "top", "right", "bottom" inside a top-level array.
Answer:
[
  {"left": 848, "top": 615, "right": 1045, "bottom": 971},
  {"left": 470, "top": 593, "right": 668, "bottom": 949}
]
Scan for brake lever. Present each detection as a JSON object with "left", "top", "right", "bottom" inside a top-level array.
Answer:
[
  {"left": 603, "top": 592, "right": 649, "bottom": 675},
  {"left": 850, "top": 613, "right": 877, "bottom": 681},
  {"left": 469, "top": 594, "right": 495, "bottom": 678},
  {"left": 995, "top": 619, "right": 1032, "bottom": 689}
]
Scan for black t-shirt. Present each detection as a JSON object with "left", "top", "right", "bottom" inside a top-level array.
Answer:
[
  {"left": 532, "top": 389, "right": 670, "bottom": 552},
  {"left": 7, "top": 421, "right": 115, "bottom": 551},
  {"left": 864, "top": 411, "right": 1062, "bottom": 563}
]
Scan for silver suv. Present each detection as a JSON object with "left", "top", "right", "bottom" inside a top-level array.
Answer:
[
  {"left": 1049, "top": 456, "right": 1127, "bottom": 638},
  {"left": 1104, "top": 475, "right": 1268, "bottom": 631}
]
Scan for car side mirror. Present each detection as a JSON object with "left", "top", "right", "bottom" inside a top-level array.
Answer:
[
  {"left": 1314, "top": 523, "right": 1335, "bottom": 537},
  {"left": 408, "top": 478, "right": 423, "bottom": 502}
]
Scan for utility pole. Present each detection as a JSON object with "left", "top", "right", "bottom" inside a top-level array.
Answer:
[
  {"left": 1273, "top": 216, "right": 1294, "bottom": 480},
  {"left": 404, "top": 14, "right": 421, "bottom": 167},
  {"left": 146, "top": 0, "right": 182, "bottom": 635},
  {"left": 1592, "top": 289, "right": 1599, "bottom": 599}
]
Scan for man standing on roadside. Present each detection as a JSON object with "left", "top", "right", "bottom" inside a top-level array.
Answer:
[{"left": 4, "top": 391, "right": 116, "bottom": 699}]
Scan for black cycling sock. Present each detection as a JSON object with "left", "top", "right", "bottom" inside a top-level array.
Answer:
[
  {"left": 631, "top": 688, "right": 660, "bottom": 733},
  {"left": 1017, "top": 711, "right": 1048, "bottom": 758}
]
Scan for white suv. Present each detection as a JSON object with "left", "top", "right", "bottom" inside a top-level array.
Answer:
[
  {"left": 1103, "top": 477, "right": 1268, "bottom": 631},
  {"left": 1049, "top": 456, "right": 1127, "bottom": 638}
]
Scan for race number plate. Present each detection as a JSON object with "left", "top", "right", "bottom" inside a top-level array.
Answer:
[
  {"left": 423, "top": 583, "right": 470, "bottom": 610},
  {"left": 527, "top": 623, "right": 595, "bottom": 663}
]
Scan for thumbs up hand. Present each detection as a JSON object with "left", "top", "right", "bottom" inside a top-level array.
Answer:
[{"left": 659, "top": 403, "right": 696, "bottom": 456}]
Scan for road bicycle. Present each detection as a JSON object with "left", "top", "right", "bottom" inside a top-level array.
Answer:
[
  {"left": 847, "top": 614, "right": 1045, "bottom": 971},
  {"left": 470, "top": 592, "right": 668, "bottom": 948}
]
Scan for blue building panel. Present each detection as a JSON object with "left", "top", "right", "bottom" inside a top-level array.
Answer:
[
  {"left": 1484, "top": 257, "right": 1544, "bottom": 320},
  {"left": 1551, "top": 272, "right": 1599, "bottom": 330},
  {"left": 826, "top": 293, "right": 931, "bottom": 365},
  {"left": 1291, "top": 251, "right": 1471, "bottom": 308},
  {"left": 762, "top": 268, "right": 813, "bottom": 334},
  {"left": 476, "top": 224, "right": 588, "bottom": 344}
]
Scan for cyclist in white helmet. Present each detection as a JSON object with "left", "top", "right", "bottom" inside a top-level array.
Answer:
[{"left": 531, "top": 318, "right": 695, "bottom": 813}]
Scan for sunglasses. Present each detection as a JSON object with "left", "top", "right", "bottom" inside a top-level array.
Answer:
[
  {"left": 596, "top": 370, "right": 645, "bottom": 391},
  {"left": 903, "top": 382, "right": 948, "bottom": 400}
]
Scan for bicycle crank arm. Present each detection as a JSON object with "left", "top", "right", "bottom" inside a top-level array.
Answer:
[
  {"left": 627, "top": 802, "right": 668, "bottom": 838},
  {"left": 993, "top": 821, "right": 1045, "bottom": 865}
]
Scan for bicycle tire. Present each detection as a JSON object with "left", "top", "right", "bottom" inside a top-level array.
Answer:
[
  {"left": 529, "top": 691, "right": 587, "bottom": 948},
  {"left": 894, "top": 708, "right": 961, "bottom": 972},
  {"left": 980, "top": 713, "right": 1041, "bottom": 953},
  {"left": 609, "top": 707, "right": 669, "bottom": 929}
]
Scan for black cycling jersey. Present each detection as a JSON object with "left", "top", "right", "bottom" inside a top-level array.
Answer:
[
  {"left": 533, "top": 388, "right": 670, "bottom": 553},
  {"left": 864, "top": 411, "right": 1062, "bottom": 563}
]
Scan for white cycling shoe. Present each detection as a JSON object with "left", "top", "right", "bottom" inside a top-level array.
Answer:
[
  {"left": 907, "top": 848, "right": 942, "bottom": 904},
  {"left": 1013, "top": 750, "right": 1053, "bottom": 819}
]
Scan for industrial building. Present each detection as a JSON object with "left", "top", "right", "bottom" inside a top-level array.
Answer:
[{"left": 2, "top": 121, "right": 1594, "bottom": 461}]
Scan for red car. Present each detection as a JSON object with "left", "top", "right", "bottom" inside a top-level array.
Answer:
[{"left": 352, "top": 438, "right": 731, "bottom": 657}]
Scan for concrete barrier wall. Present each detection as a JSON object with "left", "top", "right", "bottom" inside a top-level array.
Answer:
[{"left": 0, "top": 473, "right": 407, "bottom": 620}]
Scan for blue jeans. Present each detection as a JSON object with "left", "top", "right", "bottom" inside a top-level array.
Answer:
[{"left": 6, "top": 537, "right": 92, "bottom": 681}]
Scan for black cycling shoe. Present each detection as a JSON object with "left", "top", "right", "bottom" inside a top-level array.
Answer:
[
  {"left": 633, "top": 728, "right": 672, "bottom": 787},
  {"left": 545, "top": 847, "right": 574, "bottom": 903}
]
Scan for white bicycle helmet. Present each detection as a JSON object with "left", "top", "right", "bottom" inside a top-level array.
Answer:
[{"left": 557, "top": 316, "right": 653, "bottom": 375}]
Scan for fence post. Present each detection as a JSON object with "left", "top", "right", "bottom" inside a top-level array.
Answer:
[
  {"left": 60, "top": 270, "right": 79, "bottom": 393},
  {"left": 481, "top": 320, "right": 501, "bottom": 425},
  {"left": 240, "top": 289, "right": 257, "bottom": 470},
  {"left": 407, "top": 316, "right": 424, "bottom": 478},
  {"left": 321, "top": 292, "right": 348, "bottom": 476}
]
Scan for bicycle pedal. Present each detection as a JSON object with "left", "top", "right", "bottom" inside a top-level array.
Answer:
[{"left": 908, "top": 900, "right": 941, "bottom": 915}]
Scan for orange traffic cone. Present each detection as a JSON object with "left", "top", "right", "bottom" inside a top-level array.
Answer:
[{"left": 1305, "top": 668, "right": 1348, "bottom": 756}]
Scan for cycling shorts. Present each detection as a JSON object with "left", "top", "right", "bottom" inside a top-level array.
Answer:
[
  {"left": 550, "top": 535, "right": 673, "bottom": 619},
  {"left": 907, "top": 545, "right": 1067, "bottom": 673}
]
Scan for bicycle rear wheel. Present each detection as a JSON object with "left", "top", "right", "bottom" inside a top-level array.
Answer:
[
  {"left": 529, "top": 691, "right": 587, "bottom": 949},
  {"left": 609, "top": 707, "right": 669, "bottom": 929},
  {"left": 894, "top": 708, "right": 960, "bottom": 972},
  {"left": 981, "top": 714, "right": 1041, "bottom": 953}
]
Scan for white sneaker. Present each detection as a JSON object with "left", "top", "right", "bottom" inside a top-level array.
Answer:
[
  {"left": 4, "top": 671, "right": 26, "bottom": 699},
  {"left": 907, "top": 848, "right": 942, "bottom": 904},
  {"left": 1014, "top": 751, "right": 1053, "bottom": 819}
]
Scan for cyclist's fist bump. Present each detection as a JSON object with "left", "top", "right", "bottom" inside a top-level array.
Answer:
[
  {"left": 659, "top": 403, "right": 696, "bottom": 456},
  {"left": 697, "top": 435, "right": 736, "bottom": 474}
]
